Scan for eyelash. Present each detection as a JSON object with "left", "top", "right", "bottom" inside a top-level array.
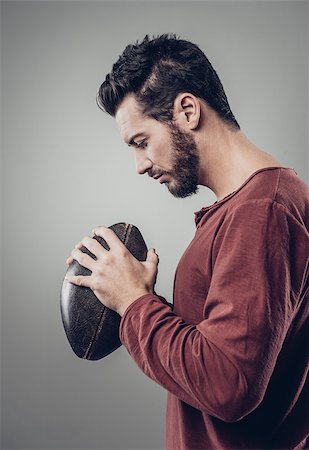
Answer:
[{"left": 136, "top": 140, "right": 148, "bottom": 149}]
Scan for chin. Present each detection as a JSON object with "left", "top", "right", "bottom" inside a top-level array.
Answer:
[{"left": 167, "top": 180, "right": 199, "bottom": 198}]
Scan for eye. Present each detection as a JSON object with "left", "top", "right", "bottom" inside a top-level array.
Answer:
[{"left": 136, "top": 140, "right": 148, "bottom": 149}]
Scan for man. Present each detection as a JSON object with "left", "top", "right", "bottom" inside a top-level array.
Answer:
[{"left": 65, "top": 34, "right": 309, "bottom": 449}]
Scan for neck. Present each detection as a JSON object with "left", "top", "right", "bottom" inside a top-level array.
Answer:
[{"left": 197, "top": 120, "right": 282, "bottom": 201}]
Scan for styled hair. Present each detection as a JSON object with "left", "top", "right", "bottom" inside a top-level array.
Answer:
[{"left": 96, "top": 33, "right": 240, "bottom": 130}]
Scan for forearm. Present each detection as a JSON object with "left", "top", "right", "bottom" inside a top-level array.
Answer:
[{"left": 119, "top": 294, "right": 252, "bottom": 422}]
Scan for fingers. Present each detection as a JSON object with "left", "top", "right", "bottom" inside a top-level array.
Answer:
[
  {"left": 68, "top": 247, "right": 96, "bottom": 271},
  {"left": 66, "top": 240, "right": 84, "bottom": 265},
  {"left": 65, "top": 274, "right": 92, "bottom": 288},
  {"left": 93, "top": 225, "right": 125, "bottom": 251},
  {"left": 80, "top": 235, "right": 105, "bottom": 258},
  {"left": 146, "top": 248, "right": 159, "bottom": 265},
  {"left": 66, "top": 255, "right": 74, "bottom": 265},
  {"left": 66, "top": 226, "right": 141, "bottom": 267},
  {"left": 66, "top": 233, "right": 106, "bottom": 265}
]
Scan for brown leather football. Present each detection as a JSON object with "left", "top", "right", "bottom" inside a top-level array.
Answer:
[{"left": 60, "top": 223, "right": 148, "bottom": 360}]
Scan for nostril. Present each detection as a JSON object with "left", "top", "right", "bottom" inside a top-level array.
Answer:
[
  {"left": 136, "top": 158, "right": 153, "bottom": 175},
  {"left": 136, "top": 165, "right": 147, "bottom": 175}
]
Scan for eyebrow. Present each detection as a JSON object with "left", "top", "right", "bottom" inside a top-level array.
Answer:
[{"left": 126, "top": 132, "right": 147, "bottom": 146}]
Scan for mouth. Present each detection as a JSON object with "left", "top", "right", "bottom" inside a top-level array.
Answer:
[
  {"left": 149, "top": 172, "right": 169, "bottom": 184},
  {"left": 152, "top": 173, "right": 163, "bottom": 180},
  {"left": 158, "top": 174, "right": 169, "bottom": 184}
]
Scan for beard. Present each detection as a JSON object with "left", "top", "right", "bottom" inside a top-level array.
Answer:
[{"left": 164, "top": 122, "right": 200, "bottom": 198}]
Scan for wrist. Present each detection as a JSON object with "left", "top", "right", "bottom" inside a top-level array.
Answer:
[{"left": 117, "top": 290, "right": 152, "bottom": 317}]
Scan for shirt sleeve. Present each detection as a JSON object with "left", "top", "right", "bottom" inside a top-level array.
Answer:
[{"left": 119, "top": 200, "right": 308, "bottom": 422}]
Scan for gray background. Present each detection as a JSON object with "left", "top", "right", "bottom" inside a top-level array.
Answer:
[{"left": 1, "top": 1, "right": 308, "bottom": 449}]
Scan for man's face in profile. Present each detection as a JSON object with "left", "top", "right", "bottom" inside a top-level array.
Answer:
[{"left": 115, "top": 94, "right": 200, "bottom": 198}]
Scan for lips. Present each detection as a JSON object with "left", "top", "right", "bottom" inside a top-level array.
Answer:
[
  {"left": 158, "top": 174, "right": 168, "bottom": 184},
  {"left": 151, "top": 173, "right": 163, "bottom": 180},
  {"left": 149, "top": 172, "right": 168, "bottom": 184}
]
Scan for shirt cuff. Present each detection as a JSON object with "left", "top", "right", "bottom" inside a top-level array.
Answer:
[{"left": 119, "top": 293, "right": 171, "bottom": 345}]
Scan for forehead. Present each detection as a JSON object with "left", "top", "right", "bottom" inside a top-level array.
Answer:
[{"left": 115, "top": 94, "right": 155, "bottom": 143}]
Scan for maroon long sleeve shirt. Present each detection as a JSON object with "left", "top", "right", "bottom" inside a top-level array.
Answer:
[{"left": 119, "top": 167, "right": 309, "bottom": 450}]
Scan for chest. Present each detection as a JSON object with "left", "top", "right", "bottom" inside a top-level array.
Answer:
[{"left": 173, "top": 218, "right": 222, "bottom": 324}]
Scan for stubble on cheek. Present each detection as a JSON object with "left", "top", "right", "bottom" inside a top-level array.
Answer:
[{"left": 167, "top": 127, "right": 200, "bottom": 198}]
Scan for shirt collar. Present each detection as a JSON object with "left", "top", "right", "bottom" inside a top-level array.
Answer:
[{"left": 194, "top": 166, "right": 294, "bottom": 227}]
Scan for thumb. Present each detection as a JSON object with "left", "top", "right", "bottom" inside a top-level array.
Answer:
[{"left": 146, "top": 248, "right": 159, "bottom": 265}]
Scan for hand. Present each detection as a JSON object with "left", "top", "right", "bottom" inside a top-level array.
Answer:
[{"left": 65, "top": 226, "right": 159, "bottom": 316}]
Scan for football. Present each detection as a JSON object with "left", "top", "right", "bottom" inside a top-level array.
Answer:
[{"left": 60, "top": 223, "right": 148, "bottom": 360}]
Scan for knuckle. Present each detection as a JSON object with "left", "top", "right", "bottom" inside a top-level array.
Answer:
[
  {"left": 120, "top": 248, "right": 128, "bottom": 258},
  {"left": 77, "top": 277, "right": 84, "bottom": 287},
  {"left": 81, "top": 237, "right": 89, "bottom": 248},
  {"left": 72, "top": 249, "right": 84, "bottom": 264},
  {"left": 104, "top": 253, "right": 113, "bottom": 265},
  {"left": 92, "top": 276, "right": 100, "bottom": 291},
  {"left": 105, "top": 227, "right": 113, "bottom": 237},
  {"left": 104, "top": 253, "right": 111, "bottom": 264},
  {"left": 79, "top": 253, "right": 88, "bottom": 265},
  {"left": 75, "top": 277, "right": 81, "bottom": 286}
]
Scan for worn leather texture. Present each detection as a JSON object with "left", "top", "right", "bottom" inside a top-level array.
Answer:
[{"left": 60, "top": 223, "right": 148, "bottom": 360}]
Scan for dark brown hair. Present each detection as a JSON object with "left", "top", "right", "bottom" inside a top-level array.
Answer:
[{"left": 97, "top": 33, "right": 240, "bottom": 130}]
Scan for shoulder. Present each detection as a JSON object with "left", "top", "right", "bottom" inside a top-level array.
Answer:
[
  {"left": 274, "top": 168, "right": 309, "bottom": 229},
  {"left": 224, "top": 168, "right": 309, "bottom": 232}
]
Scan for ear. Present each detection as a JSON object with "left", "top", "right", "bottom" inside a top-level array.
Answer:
[{"left": 173, "top": 93, "right": 201, "bottom": 131}]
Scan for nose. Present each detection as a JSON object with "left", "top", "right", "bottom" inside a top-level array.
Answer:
[{"left": 134, "top": 149, "right": 153, "bottom": 175}]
